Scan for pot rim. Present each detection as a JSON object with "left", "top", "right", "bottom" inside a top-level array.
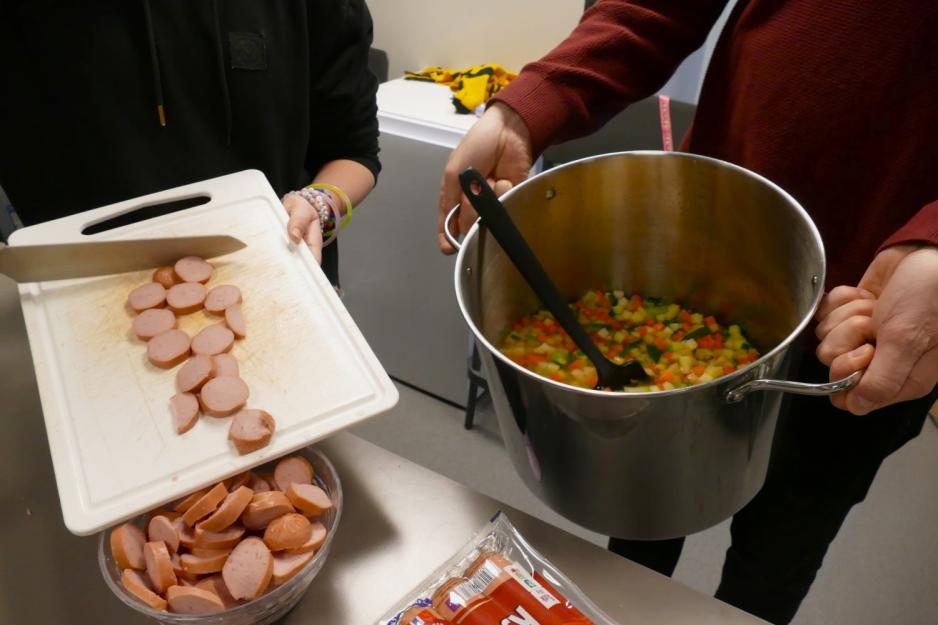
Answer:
[{"left": 454, "top": 150, "right": 826, "bottom": 399}]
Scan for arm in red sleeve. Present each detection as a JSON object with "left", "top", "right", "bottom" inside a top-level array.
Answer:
[
  {"left": 879, "top": 200, "right": 938, "bottom": 252},
  {"left": 493, "top": 0, "right": 730, "bottom": 155}
]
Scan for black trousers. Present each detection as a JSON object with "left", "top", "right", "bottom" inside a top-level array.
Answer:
[{"left": 609, "top": 351, "right": 937, "bottom": 625}]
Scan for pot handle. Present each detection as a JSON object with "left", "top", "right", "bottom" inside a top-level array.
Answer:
[
  {"left": 725, "top": 370, "right": 862, "bottom": 403},
  {"left": 443, "top": 204, "right": 463, "bottom": 251}
]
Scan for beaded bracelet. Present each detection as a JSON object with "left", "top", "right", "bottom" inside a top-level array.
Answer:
[
  {"left": 308, "top": 183, "right": 352, "bottom": 229},
  {"left": 285, "top": 189, "right": 339, "bottom": 246}
]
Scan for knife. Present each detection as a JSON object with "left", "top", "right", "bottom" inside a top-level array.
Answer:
[{"left": 0, "top": 235, "right": 247, "bottom": 283}]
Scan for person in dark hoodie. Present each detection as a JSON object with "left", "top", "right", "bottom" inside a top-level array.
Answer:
[{"left": 0, "top": 0, "right": 380, "bottom": 284}]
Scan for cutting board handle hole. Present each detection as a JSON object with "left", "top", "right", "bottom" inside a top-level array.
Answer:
[{"left": 81, "top": 195, "right": 211, "bottom": 235}]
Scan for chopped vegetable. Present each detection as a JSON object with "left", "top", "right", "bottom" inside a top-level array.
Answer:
[{"left": 499, "top": 289, "right": 760, "bottom": 391}]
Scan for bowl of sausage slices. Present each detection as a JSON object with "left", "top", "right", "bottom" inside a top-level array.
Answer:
[{"left": 98, "top": 447, "right": 342, "bottom": 625}]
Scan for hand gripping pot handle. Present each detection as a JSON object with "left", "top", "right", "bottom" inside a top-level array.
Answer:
[
  {"left": 444, "top": 204, "right": 464, "bottom": 251},
  {"left": 725, "top": 370, "right": 862, "bottom": 403}
]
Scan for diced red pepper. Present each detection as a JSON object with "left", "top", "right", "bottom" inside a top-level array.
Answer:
[
  {"left": 723, "top": 366, "right": 736, "bottom": 375},
  {"left": 704, "top": 315, "right": 717, "bottom": 327},
  {"left": 654, "top": 337, "right": 668, "bottom": 351}
]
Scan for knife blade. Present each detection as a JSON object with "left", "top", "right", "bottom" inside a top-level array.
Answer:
[{"left": 0, "top": 235, "right": 247, "bottom": 283}]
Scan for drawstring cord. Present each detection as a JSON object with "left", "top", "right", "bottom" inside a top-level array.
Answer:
[
  {"left": 142, "top": 0, "right": 166, "bottom": 126},
  {"left": 212, "top": 0, "right": 233, "bottom": 145}
]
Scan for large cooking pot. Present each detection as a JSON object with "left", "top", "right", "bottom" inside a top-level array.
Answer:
[{"left": 447, "top": 151, "right": 859, "bottom": 540}]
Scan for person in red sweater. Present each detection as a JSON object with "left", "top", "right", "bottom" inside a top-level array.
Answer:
[{"left": 437, "top": 1, "right": 938, "bottom": 623}]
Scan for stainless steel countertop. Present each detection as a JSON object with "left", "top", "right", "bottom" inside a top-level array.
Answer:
[{"left": 0, "top": 274, "right": 764, "bottom": 624}]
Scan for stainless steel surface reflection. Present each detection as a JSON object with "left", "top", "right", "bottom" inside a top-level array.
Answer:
[{"left": 455, "top": 151, "right": 830, "bottom": 539}]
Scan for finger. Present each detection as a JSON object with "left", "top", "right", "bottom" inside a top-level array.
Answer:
[
  {"left": 815, "top": 298, "right": 877, "bottom": 340},
  {"left": 304, "top": 223, "right": 323, "bottom": 265},
  {"left": 493, "top": 178, "right": 514, "bottom": 197},
  {"left": 437, "top": 206, "right": 458, "bottom": 255},
  {"left": 815, "top": 315, "right": 876, "bottom": 366},
  {"left": 827, "top": 344, "right": 875, "bottom": 411},
  {"left": 286, "top": 203, "right": 316, "bottom": 244},
  {"left": 816, "top": 286, "right": 876, "bottom": 322},
  {"left": 844, "top": 325, "right": 926, "bottom": 415}
]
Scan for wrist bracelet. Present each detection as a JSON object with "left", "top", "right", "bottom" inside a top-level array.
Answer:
[
  {"left": 285, "top": 189, "right": 339, "bottom": 246},
  {"left": 308, "top": 183, "right": 352, "bottom": 228}
]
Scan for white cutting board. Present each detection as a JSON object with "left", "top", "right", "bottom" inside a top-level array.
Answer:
[{"left": 10, "top": 170, "right": 398, "bottom": 535}]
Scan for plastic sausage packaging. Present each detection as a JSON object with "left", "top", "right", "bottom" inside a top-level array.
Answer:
[{"left": 380, "top": 514, "right": 613, "bottom": 625}]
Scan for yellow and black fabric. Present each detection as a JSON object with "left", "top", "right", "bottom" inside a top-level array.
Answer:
[{"left": 404, "top": 64, "right": 517, "bottom": 114}]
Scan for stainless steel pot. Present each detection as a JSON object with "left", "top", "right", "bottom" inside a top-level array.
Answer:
[{"left": 448, "top": 151, "right": 858, "bottom": 540}]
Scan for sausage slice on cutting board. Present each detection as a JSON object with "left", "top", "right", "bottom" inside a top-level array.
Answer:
[
  {"left": 167, "top": 282, "right": 207, "bottom": 315},
  {"left": 174, "top": 256, "right": 214, "bottom": 284},
  {"left": 147, "top": 329, "right": 191, "bottom": 369},
  {"left": 191, "top": 324, "right": 235, "bottom": 356},
  {"left": 224, "top": 304, "right": 247, "bottom": 339},
  {"left": 222, "top": 537, "right": 273, "bottom": 600},
  {"left": 176, "top": 355, "right": 215, "bottom": 393},
  {"left": 170, "top": 393, "right": 200, "bottom": 434},
  {"left": 212, "top": 353, "right": 239, "bottom": 378},
  {"left": 128, "top": 283, "right": 167, "bottom": 312},
  {"left": 228, "top": 409, "right": 275, "bottom": 455},
  {"left": 153, "top": 266, "right": 181, "bottom": 289},
  {"left": 133, "top": 308, "right": 177, "bottom": 340},
  {"left": 204, "top": 285, "right": 242, "bottom": 315},
  {"left": 199, "top": 376, "right": 249, "bottom": 417}
]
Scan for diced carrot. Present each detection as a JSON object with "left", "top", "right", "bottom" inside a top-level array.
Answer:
[
  {"left": 526, "top": 354, "right": 547, "bottom": 364},
  {"left": 654, "top": 322, "right": 665, "bottom": 331},
  {"left": 658, "top": 370, "right": 676, "bottom": 383},
  {"left": 549, "top": 372, "right": 566, "bottom": 382},
  {"left": 723, "top": 366, "right": 736, "bottom": 375},
  {"left": 679, "top": 310, "right": 692, "bottom": 323},
  {"left": 692, "top": 365, "right": 706, "bottom": 376},
  {"left": 654, "top": 337, "right": 668, "bottom": 351},
  {"left": 638, "top": 326, "right": 648, "bottom": 337},
  {"left": 704, "top": 315, "right": 717, "bottom": 327},
  {"left": 644, "top": 318, "right": 655, "bottom": 327},
  {"left": 663, "top": 351, "right": 675, "bottom": 362}
]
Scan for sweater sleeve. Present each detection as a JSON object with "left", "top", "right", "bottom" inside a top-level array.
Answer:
[
  {"left": 878, "top": 200, "right": 938, "bottom": 251},
  {"left": 306, "top": 0, "right": 381, "bottom": 181},
  {"left": 493, "top": 0, "right": 730, "bottom": 155}
]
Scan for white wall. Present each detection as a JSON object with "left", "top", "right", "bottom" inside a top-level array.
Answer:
[
  {"left": 368, "top": 0, "right": 584, "bottom": 79},
  {"left": 368, "top": 0, "right": 738, "bottom": 105}
]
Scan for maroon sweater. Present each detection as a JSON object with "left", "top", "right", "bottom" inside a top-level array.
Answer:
[{"left": 495, "top": 0, "right": 938, "bottom": 289}]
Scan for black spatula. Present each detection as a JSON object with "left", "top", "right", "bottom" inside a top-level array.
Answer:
[{"left": 459, "top": 168, "right": 648, "bottom": 390}]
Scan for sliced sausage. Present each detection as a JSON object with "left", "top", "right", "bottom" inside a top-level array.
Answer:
[
  {"left": 121, "top": 568, "right": 167, "bottom": 611},
  {"left": 166, "top": 282, "right": 207, "bottom": 315},
  {"left": 173, "top": 488, "right": 209, "bottom": 513},
  {"left": 144, "top": 541, "right": 177, "bottom": 594},
  {"left": 199, "top": 376, "right": 249, "bottom": 417},
  {"left": 182, "top": 482, "right": 229, "bottom": 527},
  {"left": 191, "top": 324, "right": 235, "bottom": 356},
  {"left": 289, "top": 521, "right": 327, "bottom": 554},
  {"left": 153, "top": 266, "right": 181, "bottom": 289},
  {"left": 174, "top": 256, "right": 214, "bottom": 284},
  {"left": 111, "top": 523, "right": 147, "bottom": 570},
  {"left": 172, "top": 516, "right": 197, "bottom": 549},
  {"left": 170, "top": 393, "right": 200, "bottom": 434},
  {"left": 195, "top": 574, "right": 240, "bottom": 610},
  {"left": 170, "top": 552, "right": 200, "bottom": 584},
  {"left": 194, "top": 524, "right": 245, "bottom": 550},
  {"left": 176, "top": 355, "right": 215, "bottom": 393},
  {"left": 147, "top": 508, "right": 181, "bottom": 523},
  {"left": 228, "top": 409, "right": 275, "bottom": 455},
  {"left": 273, "top": 456, "right": 314, "bottom": 491},
  {"left": 204, "top": 285, "right": 242, "bottom": 315},
  {"left": 263, "top": 513, "right": 312, "bottom": 551},
  {"left": 285, "top": 483, "right": 333, "bottom": 517},
  {"left": 197, "top": 486, "right": 254, "bottom": 533},
  {"left": 132, "top": 308, "right": 176, "bottom": 340},
  {"left": 212, "top": 353, "right": 239, "bottom": 378},
  {"left": 271, "top": 550, "right": 316, "bottom": 587},
  {"left": 128, "top": 282, "right": 167, "bottom": 312},
  {"left": 191, "top": 546, "right": 233, "bottom": 558},
  {"left": 250, "top": 474, "right": 272, "bottom": 493},
  {"left": 180, "top": 550, "right": 229, "bottom": 575},
  {"left": 147, "top": 514, "right": 180, "bottom": 553},
  {"left": 224, "top": 471, "right": 253, "bottom": 491},
  {"left": 222, "top": 537, "right": 273, "bottom": 600},
  {"left": 240, "top": 491, "right": 294, "bottom": 531},
  {"left": 147, "top": 329, "right": 191, "bottom": 369},
  {"left": 166, "top": 584, "right": 225, "bottom": 614},
  {"left": 225, "top": 304, "right": 247, "bottom": 339}
]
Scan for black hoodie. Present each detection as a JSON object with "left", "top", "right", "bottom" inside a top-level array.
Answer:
[{"left": 0, "top": 0, "right": 381, "bottom": 279}]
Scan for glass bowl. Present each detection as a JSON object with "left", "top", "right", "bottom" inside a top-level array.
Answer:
[{"left": 98, "top": 446, "right": 342, "bottom": 625}]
